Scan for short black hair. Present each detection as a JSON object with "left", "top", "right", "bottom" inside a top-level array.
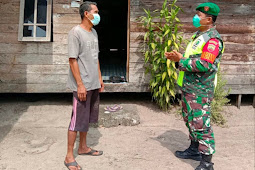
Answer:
[
  {"left": 205, "top": 13, "right": 217, "bottom": 23},
  {"left": 80, "top": 1, "right": 97, "bottom": 20}
]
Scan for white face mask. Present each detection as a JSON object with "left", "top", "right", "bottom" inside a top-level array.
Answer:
[
  {"left": 193, "top": 14, "right": 212, "bottom": 28},
  {"left": 89, "top": 13, "right": 100, "bottom": 26}
]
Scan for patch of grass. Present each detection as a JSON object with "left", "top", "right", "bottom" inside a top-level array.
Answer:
[{"left": 211, "top": 68, "right": 230, "bottom": 126}]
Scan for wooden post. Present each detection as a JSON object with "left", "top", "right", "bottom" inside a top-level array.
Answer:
[
  {"left": 236, "top": 94, "right": 242, "bottom": 109},
  {"left": 253, "top": 95, "right": 255, "bottom": 108}
]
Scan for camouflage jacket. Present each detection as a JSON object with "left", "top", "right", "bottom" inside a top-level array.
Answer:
[{"left": 178, "top": 27, "right": 224, "bottom": 98}]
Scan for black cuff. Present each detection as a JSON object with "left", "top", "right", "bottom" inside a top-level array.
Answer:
[{"left": 175, "top": 62, "right": 179, "bottom": 68}]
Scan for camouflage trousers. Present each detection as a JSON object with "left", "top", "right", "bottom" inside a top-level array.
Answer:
[{"left": 181, "top": 91, "right": 215, "bottom": 155}]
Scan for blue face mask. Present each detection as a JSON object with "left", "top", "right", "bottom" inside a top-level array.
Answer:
[
  {"left": 193, "top": 14, "right": 201, "bottom": 28},
  {"left": 89, "top": 13, "right": 100, "bottom": 26}
]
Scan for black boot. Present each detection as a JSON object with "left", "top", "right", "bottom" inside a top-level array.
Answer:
[
  {"left": 175, "top": 141, "right": 202, "bottom": 161},
  {"left": 195, "top": 154, "right": 214, "bottom": 170}
]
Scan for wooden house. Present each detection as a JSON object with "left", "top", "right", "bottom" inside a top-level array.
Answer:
[{"left": 0, "top": 0, "right": 254, "bottom": 103}]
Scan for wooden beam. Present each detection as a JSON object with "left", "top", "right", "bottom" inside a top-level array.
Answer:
[
  {"left": 126, "top": 0, "right": 131, "bottom": 82},
  {"left": 253, "top": 95, "right": 255, "bottom": 108},
  {"left": 236, "top": 94, "right": 242, "bottom": 109}
]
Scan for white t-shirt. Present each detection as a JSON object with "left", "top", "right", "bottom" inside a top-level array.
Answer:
[{"left": 67, "top": 25, "right": 101, "bottom": 91}]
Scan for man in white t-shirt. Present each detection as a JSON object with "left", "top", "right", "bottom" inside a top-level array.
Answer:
[{"left": 64, "top": 2, "right": 104, "bottom": 170}]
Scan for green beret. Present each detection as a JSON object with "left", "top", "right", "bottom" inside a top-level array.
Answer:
[{"left": 196, "top": 2, "right": 220, "bottom": 16}]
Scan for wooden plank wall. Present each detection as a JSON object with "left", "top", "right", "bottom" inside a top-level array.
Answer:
[
  {"left": 0, "top": 0, "right": 75, "bottom": 92},
  {"left": 0, "top": 0, "right": 254, "bottom": 93},
  {"left": 129, "top": 0, "right": 255, "bottom": 94}
]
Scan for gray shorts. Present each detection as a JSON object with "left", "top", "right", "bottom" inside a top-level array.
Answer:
[{"left": 69, "top": 89, "right": 99, "bottom": 132}]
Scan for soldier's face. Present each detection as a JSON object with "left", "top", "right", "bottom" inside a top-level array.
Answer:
[{"left": 196, "top": 11, "right": 212, "bottom": 26}]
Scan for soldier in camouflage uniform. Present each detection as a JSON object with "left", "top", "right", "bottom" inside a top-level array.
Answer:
[{"left": 165, "top": 2, "right": 223, "bottom": 170}]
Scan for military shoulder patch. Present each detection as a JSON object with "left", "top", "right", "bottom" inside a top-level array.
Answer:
[
  {"left": 201, "top": 38, "right": 220, "bottom": 64},
  {"left": 201, "top": 52, "right": 216, "bottom": 64},
  {"left": 207, "top": 44, "right": 216, "bottom": 52}
]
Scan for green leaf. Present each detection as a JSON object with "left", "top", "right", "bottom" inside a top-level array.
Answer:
[
  {"left": 166, "top": 95, "right": 169, "bottom": 103},
  {"left": 155, "top": 91, "right": 159, "bottom": 97},
  {"left": 160, "top": 37, "right": 163, "bottom": 43},
  {"left": 167, "top": 68, "right": 172, "bottom": 77},
  {"left": 153, "top": 64, "right": 158, "bottom": 71},
  {"left": 163, "top": 29, "right": 170, "bottom": 37},
  {"left": 174, "top": 25, "right": 178, "bottom": 34},
  {"left": 153, "top": 81, "right": 158, "bottom": 87},
  {"left": 157, "top": 58, "right": 161, "bottom": 64},
  {"left": 173, "top": 72, "right": 178, "bottom": 80},
  {"left": 155, "top": 51, "right": 161, "bottom": 55},
  {"left": 151, "top": 43, "right": 156, "bottom": 50},
  {"left": 174, "top": 42, "right": 179, "bottom": 50},
  {"left": 161, "top": 58, "right": 166, "bottom": 64},
  {"left": 166, "top": 81, "right": 170, "bottom": 90},
  {"left": 145, "top": 51, "right": 149, "bottom": 63},
  {"left": 168, "top": 40, "right": 172, "bottom": 46},
  {"left": 144, "top": 32, "right": 149, "bottom": 41},
  {"left": 172, "top": 34, "right": 176, "bottom": 41},
  {"left": 153, "top": 56, "right": 158, "bottom": 62},
  {"left": 162, "top": 72, "right": 167, "bottom": 82},
  {"left": 171, "top": 61, "right": 176, "bottom": 68},
  {"left": 144, "top": 9, "right": 149, "bottom": 15},
  {"left": 162, "top": 86, "right": 166, "bottom": 97},
  {"left": 175, "top": 17, "right": 180, "bottom": 22},
  {"left": 170, "top": 89, "right": 175, "bottom": 97},
  {"left": 167, "top": 59, "right": 170, "bottom": 68},
  {"left": 164, "top": 46, "right": 168, "bottom": 52}
]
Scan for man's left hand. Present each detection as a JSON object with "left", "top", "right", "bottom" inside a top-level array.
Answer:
[
  {"left": 165, "top": 50, "right": 183, "bottom": 62},
  {"left": 99, "top": 80, "right": 104, "bottom": 92}
]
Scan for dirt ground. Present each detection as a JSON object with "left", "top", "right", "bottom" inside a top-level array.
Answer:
[{"left": 0, "top": 93, "right": 254, "bottom": 170}]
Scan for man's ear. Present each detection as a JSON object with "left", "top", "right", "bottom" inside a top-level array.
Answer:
[
  {"left": 84, "top": 11, "right": 88, "bottom": 18},
  {"left": 207, "top": 17, "right": 213, "bottom": 24}
]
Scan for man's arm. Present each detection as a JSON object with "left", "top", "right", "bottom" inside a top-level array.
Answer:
[
  {"left": 179, "top": 38, "right": 221, "bottom": 72},
  {"left": 68, "top": 30, "right": 87, "bottom": 101},
  {"left": 69, "top": 58, "right": 87, "bottom": 101},
  {"left": 98, "top": 59, "right": 104, "bottom": 92}
]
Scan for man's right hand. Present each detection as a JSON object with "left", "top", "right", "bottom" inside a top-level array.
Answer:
[{"left": 77, "top": 83, "right": 87, "bottom": 101}]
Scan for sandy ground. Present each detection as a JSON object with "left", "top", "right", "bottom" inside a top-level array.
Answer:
[{"left": 0, "top": 94, "right": 254, "bottom": 170}]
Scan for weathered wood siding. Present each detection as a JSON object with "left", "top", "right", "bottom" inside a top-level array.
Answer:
[
  {"left": 129, "top": 0, "right": 255, "bottom": 94},
  {"left": 0, "top": 0, "right": 254, "bottom": 93},
  {"left": 0, "top": 0, "right": 73, "bottom": 92}
]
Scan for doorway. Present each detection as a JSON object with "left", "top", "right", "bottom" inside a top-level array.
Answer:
[{"left": 93, "top": 0, "right": 129, "bottom": 83}]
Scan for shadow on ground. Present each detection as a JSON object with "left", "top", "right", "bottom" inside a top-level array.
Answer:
[
  {"left": 73, "top": 128, "right": 103, "bottom": 158},
  {"left": 153, "top": 129, "right": 199, "bottom": 169},
  {"left": 0, "top": 93, "right": 252, "bottom": 146},
  {"left": 0, "top": 93, "right": 72, "bottom": 143}
]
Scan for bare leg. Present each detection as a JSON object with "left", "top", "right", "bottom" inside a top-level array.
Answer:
[
  {"left": 78, "top": 132, "right": 89, "bottom": 152},
  {"left": 78, "top": 131, "right": 100, "bottom": 155},
  {"left": 65, "top": 130, "right": 81, "bottom": 170}
]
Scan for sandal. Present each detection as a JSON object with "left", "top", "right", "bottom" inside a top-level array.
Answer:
[
  {"left": 104, "top": 105, "right": 123, "bottom": 112},
  {"left": 64, "top": 161, "right": 82, "bottom": 170},
  {"left": 112, "top": 105, "right": 123, "bottom": 111},
  {"left": 79, "top": 148, "right": 103, "bottom": 156}
]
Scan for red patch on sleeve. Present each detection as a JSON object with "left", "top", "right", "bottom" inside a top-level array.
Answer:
[{"left": 201, "top": 38, "right": 220, "bottom": 64}]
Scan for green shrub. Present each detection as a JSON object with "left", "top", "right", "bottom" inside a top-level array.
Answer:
[
  {"left": 211, "top": 67, "right": 230, "bottom": 126},
  {"left": 138, "top": 0, "right": 186, "bottom": 110}
]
